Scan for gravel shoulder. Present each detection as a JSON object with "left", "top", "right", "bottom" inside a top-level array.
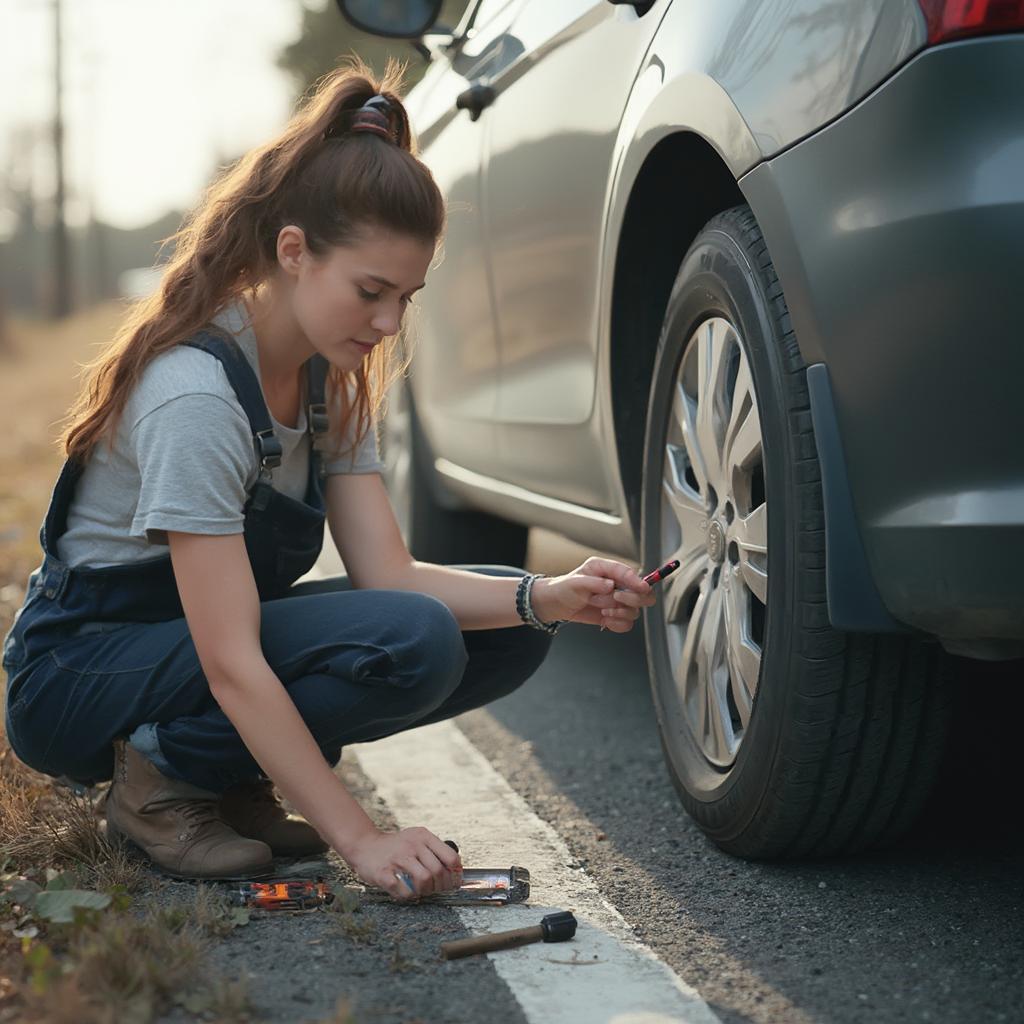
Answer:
[{"left": 150, "top": 753, "right": 527, "bottom": 1024}]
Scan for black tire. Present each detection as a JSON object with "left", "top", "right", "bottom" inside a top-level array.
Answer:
[
  {"left": 380, "top": 376, "right": 529, "bottom": 567},
  {"left": 639, "top": 204, "right": 954, "bottom": 859}
]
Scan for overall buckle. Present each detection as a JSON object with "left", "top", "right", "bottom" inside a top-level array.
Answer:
[
  {"left": 254, "top": 428, "right": 282, "bottom": 470},
  {"left": 40, "top": 558, "right": 70, "bottom": 601},
  {"left": 308, "top": 402, "right": 329, "bottom": 439}
]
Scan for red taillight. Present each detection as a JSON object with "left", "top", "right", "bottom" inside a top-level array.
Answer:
[{"left": 917, "top": 0, "right": 1024, "bottom": 43}]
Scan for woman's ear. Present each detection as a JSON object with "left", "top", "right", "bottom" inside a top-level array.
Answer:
[{"left": 276, "top": 224, "right": 308, "bottom": 277}]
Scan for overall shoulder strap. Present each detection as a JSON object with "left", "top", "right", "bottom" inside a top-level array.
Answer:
[
  {"left": 305, "top": 353, "right": 331, "bottom": 481},
  {"left": 179, "top": 328, "right": 282, "bottom": 472},
  {"left": 305, "top": 353, "right": 331, "bottom": 449}
]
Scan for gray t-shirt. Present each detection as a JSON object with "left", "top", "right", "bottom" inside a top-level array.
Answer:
[{"left": 56, "top": 298, "right": 385, "bottom": 569}]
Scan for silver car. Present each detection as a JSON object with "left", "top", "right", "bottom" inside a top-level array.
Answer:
[{"left": 337, "top": 0, "right": 1024, "bottom": 859}]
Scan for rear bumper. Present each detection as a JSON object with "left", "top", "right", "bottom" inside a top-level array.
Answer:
[{"left": 741, "top": 35, "right": 1024, "bottom": 653}]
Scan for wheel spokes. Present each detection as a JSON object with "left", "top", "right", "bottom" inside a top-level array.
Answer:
[
  {"left": 695, "top": 583, "right": 734, "bottom": 765},
  {"left": 661, "top": 470, "right": 706, "bottom": 567},
  {"left": 722, "top": 574, "right": 760, "bottom": 728},
  {"left": 657, "top": 315, "right": 768, "bottom": 772},
  {"left": 670, "top": 375, "right": 710, "bottom": 497},
  {"left": 676, "top": 577, "right": 709, "bottom": 720},
  {"left": 734, "top": 502, "right": 768, "bottom": 605},
  {"left": 694, "top": 318, "right": 731, "bottom": 489},
  {"left": 661, "top": 546, "right": 705, "bottom": 625},
  {"left": 723, "top": 356, "right": 761, "bottom": 476}
]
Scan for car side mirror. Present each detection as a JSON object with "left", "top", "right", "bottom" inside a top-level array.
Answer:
[{"left": 335, "top": 0, "right": 444, "bottom": 39}]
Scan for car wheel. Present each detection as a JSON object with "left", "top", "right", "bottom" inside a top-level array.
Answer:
[
  {"left": 380, "top": 375, "right": 529, "bottom": 567},
  {"left": 640, "top": 204, "right": 954, "bottom": 859}
]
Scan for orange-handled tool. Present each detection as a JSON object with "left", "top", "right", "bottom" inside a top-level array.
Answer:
[{"left": 228, "top": 879, "right": 332, "bottom": 911}]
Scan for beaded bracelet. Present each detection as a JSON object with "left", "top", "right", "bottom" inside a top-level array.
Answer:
[{"left": 515, "top": 573, "right": 568, "bottom": 636}]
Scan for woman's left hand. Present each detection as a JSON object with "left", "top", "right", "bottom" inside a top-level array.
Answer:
[{"left": 531, "top": 556, "right": 657, "bottom": 633}]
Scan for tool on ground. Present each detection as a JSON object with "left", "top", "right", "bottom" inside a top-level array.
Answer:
[
  {"left": 366, "top": 841, "right": 530, "bottom": 905},
  {"left": 228, "top": 878, "right": 333, "bottom": 911},
  {"left": 440, "top": 910, "right": 578, "bottom": 959},
  {"left": 365, "top": 866, "right": 530, "bottom": 905},
  {"left": 228, "top": 841, "right": 530, "bottom": 908}
]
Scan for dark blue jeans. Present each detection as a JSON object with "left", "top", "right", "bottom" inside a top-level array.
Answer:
[{"left": 4, "top": 564, "right": 552, "bottom": 793}]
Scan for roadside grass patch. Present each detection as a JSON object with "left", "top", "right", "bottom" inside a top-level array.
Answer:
[{"left": 2, "top": 860, "right": 258, "bottom": 1023}]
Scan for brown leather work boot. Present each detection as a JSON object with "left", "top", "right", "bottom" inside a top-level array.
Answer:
[
  {"left": 103, "top": 736, "right": 276, "bottom": 881},
  {"left": 217, "top": 777, "right": 330, "bottom": 858}
]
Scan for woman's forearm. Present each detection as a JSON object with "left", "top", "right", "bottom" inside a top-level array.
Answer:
[
  {"left": 380, "top": 561, "right": 554, "bottom": 630},
  {"left": 208, "top": 655, "right": 379, "bottom": 860}
]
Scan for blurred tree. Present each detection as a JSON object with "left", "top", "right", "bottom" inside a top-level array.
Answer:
[
  {"left": 278, "top": 0, "right": 471, "bottom": 100},
  {"left": 51, "top": 0, "right": 72, "bottom": 319}
]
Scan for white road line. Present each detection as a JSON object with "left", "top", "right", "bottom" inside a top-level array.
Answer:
[{"left": 352, "top": 720, "right": 720, "bottom": 1024}]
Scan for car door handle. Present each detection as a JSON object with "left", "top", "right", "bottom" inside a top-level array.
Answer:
[
  {"left": 606, "top": 0, "right": 656, "bottom": 10},
  {"left": 455, "top": 83, "right": 496, "bottom": 122}
]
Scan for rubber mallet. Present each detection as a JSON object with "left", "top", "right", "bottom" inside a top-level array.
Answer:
[{"left": 440, "top": 910, "right": 578, "bottom": 960}]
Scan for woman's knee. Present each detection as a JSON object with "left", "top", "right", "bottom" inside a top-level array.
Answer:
[{"left": 389, "top": 591, "right": 468, "bottom": 707}]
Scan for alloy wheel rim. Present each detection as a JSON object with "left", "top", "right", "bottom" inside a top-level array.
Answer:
[{"left": 659, "top": 316, "right": 768, "bottom": 769}]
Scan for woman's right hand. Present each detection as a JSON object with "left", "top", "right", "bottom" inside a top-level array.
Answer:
[{"left": 345, "top": 826, "right": 464, "bottom": 901}]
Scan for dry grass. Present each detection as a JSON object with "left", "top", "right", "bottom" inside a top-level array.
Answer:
[
  {"left": 10, "top": 886, "right": 258, "bottom": 1024},
  {"left": 0, "top": 302, "right": 129, "bottom": 592},
  {"left": 0, "top": 747, "right": 147, "bottom": 893}
]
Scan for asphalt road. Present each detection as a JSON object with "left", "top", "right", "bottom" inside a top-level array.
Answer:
[
  {"left": 458, "top": 620, "right": 1024, "bottom": 1023},
  {"left": 154, "top": 529, "right": 1023, "bottom": 1024}
]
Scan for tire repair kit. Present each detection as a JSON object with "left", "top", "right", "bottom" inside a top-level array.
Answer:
[
  {"left": 223, "top": 558, "right": 679, "bottom": 955},
  {"left": 224, "top": 841, "right": 576, "bottom": 959}
]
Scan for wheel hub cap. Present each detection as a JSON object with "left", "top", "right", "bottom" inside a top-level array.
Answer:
[{"left": 706, "top": 520, "right": 726, "bottom": 563}]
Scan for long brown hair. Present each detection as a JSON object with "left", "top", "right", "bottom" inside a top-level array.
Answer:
[{"left": 59, "top": 53, "right": 446, "bottom": 467}]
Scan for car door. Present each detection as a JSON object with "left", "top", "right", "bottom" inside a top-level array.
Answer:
[
  {"left": 480, "top": 0, "right": 668, "bottom": 509},
  {"left": 403, "top": 0, "right": 527, "bottom": 473}
]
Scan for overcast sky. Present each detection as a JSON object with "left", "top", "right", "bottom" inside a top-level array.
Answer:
[{"left": 1, "top": 0, "right": 307, "bottom": 232}]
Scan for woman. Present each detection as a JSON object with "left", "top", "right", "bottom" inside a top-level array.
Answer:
[{"left": 1, "top": 57, "right": 655, "bottom": 901}]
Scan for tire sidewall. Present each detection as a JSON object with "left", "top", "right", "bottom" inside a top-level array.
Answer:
[{"left": 640, "top": 214, "right": 799, "bottom": 840}]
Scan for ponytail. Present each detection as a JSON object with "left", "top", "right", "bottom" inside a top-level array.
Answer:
[{"left": 61, "top": 52, "right": 446, "bottom": 467}]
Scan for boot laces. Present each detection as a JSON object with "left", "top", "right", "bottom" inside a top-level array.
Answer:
[{"left": 174, "top": 796, "right": 223, "bottom": 831}]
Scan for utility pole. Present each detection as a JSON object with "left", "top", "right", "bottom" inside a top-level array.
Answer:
[
  {"left": 51, "top": 0, "right": 72, "bottom": 318},
  {"left": 82, "top": 39, "right": 109, "bottom": 304}
]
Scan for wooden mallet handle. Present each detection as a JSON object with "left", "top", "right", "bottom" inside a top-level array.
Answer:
[{"left": 440, "top": 911, "right": 577, "bottom": 960}]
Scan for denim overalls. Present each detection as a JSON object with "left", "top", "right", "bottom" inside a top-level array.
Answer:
[
  {"left": 2, "top": 328, "right": 554, "bottom": 792},
  {"left": 3, "top": 329, "right": 331, "bottom": 771}
]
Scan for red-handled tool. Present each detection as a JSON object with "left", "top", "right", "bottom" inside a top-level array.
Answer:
[
  {"left": 640, "top": 558, "right": 680, "bottom": 586},
  {"left": 600, "top": 558, "right": 680, "bottom": 631}
]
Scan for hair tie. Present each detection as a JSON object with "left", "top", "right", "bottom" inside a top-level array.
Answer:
[{"left": 323, "top": 93, "right": 396, "bottom": 144}]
